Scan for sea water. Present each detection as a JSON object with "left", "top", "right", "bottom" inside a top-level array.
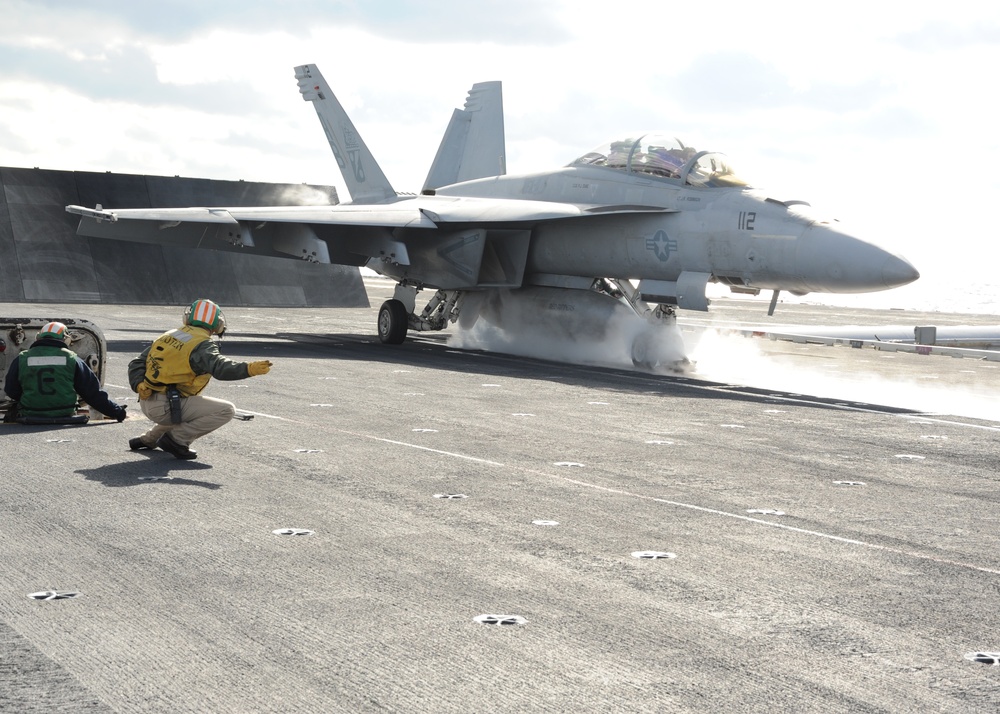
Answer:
[{"left": 712, "top": 276, "right": 999, "bottom": 318}]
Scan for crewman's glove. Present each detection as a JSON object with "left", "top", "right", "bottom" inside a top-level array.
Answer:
[
  {"left": 137, "top": 383, "right": 153, "bottom": 400},
  {"left": 114, "top": 405, "right": 128, "bottom": 423},
  {"left": 248, "top": 360, "right": 273, "bottom": 376}
]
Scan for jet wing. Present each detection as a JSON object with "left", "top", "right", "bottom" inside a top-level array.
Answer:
[
  {"left": 67, "top": 197, "right": 672, "bottom": 229},
  {"left": 67, "top": 203, "right": 437, "bottom": 230},
  {"left": 66, "top": 197, "right": 676, "bottom": 284}
]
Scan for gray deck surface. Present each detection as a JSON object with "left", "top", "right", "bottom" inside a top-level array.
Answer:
[{"left": 2, "top": 286, "right": 999, "bottom": 712}]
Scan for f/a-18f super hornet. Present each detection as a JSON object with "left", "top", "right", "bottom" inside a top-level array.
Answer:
[{"left": 68, "top": 64, "right": 919, "bottom": 369}]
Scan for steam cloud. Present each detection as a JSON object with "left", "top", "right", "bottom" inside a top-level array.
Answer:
[
  {"left": 448, "top": 289, "right": 999, "bottom": 422},
  {"left": 448, "top": 288, "right": 688, "bottom": 372},
  {"left": 273, "top": 184, "right": 337, "bottom": 206},
  {"left": 689, "top": 329, "right": 1000, "bottom": 421}
]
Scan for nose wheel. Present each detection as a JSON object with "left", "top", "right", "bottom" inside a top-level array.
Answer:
[
  {"left": 631, "top": 330, "right": 693, "bottom": 372},
  {"left": 630, "top": 331, "right": 658, "bottom": 369},
  {"left": 630, "top": 304, "right": 692, "bottom": 373},
  {"left": 378, "top": 300, "right": 409, "bottom": 344}
]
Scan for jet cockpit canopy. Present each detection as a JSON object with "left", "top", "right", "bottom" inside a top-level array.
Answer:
[{"left": 569, "top": 133, "right": 749, "bottom": 188}]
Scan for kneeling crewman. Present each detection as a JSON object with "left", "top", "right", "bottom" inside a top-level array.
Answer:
[
  {"left": 128, "top": 299, "right": 272, "bottom": 460},
  {"left": 4, "top": 321, "right": 127, "bottom": 423}
]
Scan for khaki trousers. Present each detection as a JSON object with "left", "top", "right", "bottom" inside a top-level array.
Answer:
[{"left": 137, "top": 391, "right": 236, "bottom": 448}]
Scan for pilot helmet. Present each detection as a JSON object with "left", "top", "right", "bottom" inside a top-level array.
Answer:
[
  {"left": 37, "top": 321, "right": 69, "bottom": 342},
  {"left": 648, "top": 147, "right": 684, "bottom": 168},
  {"left": 183, "top": 299, "right": 227, "bottom": 335}
]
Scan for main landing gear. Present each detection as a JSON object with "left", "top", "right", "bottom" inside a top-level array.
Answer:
[
  {"left": 377, "top": 300, "right": 408, "bottom": 344},
  {"left": 377, "top": 287, "right": 466, "bottom": 345},
  {"left": 377, "top": 279, "right": 692, "bottom": 373}
]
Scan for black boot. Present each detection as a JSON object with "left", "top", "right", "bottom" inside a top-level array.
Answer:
[
  {"left": 156, "top": 433, "right": 197, "bottom": 460},
  {"left": 129, "top": 437, "right": 156, "bottom": 451}
]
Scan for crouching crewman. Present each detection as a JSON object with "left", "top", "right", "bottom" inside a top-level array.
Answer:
[
  {"left": 3, "top": 321, "right": 127, "bottom": 424},
  {"left": 128, "top": 299, "right": 272, "bottom": 460}
]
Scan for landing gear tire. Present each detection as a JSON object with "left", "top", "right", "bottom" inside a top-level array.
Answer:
[{"left": 378, "top": 299, "right": 409, "bottom": 344}]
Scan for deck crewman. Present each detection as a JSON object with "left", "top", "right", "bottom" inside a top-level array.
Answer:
[
  {"left": 127, "top": 299, "right": 271, "bottom": 460},
  {"left": 3, "top": 321, "right": 127, "bottom": 424}
]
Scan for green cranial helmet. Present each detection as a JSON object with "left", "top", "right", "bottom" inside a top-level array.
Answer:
[{"left": 183, "top": 299, "right": 226, "bottom": 335}]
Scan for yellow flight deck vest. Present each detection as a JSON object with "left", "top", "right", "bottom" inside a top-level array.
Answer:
[{"left": 143, "top": 325, "right": 212, "bottom": 397}]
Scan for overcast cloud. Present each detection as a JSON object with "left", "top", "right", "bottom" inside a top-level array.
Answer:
[
  {"left": 12, "top": 0, "right": 570, "bottom": 45},
  {"left": 2, "top": 0, "right": 999, "bottom": 310}
]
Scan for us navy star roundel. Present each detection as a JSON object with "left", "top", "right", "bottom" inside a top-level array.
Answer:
[{"left": 646, "top": 230, "right": 678, "bottom": 262}]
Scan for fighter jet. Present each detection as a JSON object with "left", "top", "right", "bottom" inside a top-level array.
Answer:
[{"left": 67, "top": 64, "right": 918, "bottom": 368}]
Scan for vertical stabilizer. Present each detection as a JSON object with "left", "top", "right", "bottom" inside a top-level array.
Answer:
[
  {"left": 295, "top": 64, "right": 395, "bottom": 204},
  {"left": 423, "top": 81, "right": 505, "bottom": 192}
]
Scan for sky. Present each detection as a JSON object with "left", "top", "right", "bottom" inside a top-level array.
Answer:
[{"left": 1, "top": 0, "right": 998, "bottom": 314}]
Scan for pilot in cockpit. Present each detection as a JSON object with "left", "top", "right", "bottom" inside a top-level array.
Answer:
[
  {"left": 606, "top": 140, "right": 635, "bottom": 168},
  {"left": 639, "top": 146, "right": 692, "bottom": 178}
]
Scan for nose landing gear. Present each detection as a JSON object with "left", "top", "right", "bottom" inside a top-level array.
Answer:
[{"left": 629, "top": 304, "right": 693, "bottom": 373}]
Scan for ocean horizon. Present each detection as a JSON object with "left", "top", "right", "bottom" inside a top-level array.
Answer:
[{"left": 745, "top": 275, "right": 998, "bottom": 319}]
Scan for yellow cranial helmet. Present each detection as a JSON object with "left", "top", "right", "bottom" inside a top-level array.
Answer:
[
  {"left": 38, "top": 321, "right": 69, "bottom": 341},
  {"left": 183, "top": 299, "right": 226, "bottom": 335}
]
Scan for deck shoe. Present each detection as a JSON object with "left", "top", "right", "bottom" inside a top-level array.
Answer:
[
  {"left": 156, "top": 433, "right": 197, "bottom": 460},
  {"left": 129, "top": 437, "right": 155, "bottom": 451}
]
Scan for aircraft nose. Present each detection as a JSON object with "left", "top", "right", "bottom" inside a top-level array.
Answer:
[
  {"left": 880, "top": 253, "right": 920, "bottom": 288},
  {"left": 796, "top": 224, "right": 919, "bottom": 293}
]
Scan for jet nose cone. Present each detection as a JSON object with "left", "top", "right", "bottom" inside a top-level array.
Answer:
[
  {"left": 881, "top": 254, "right": 920, "bottom": 288},
  {"left": 795, "top": 224, "right": 919, "bottom": 294}
]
